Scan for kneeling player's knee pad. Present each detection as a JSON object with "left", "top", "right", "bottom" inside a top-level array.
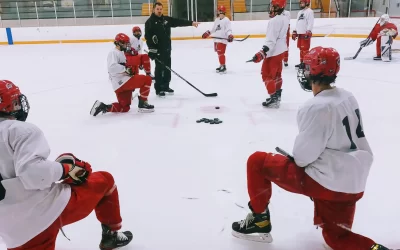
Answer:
[
  {"left": 97, "top": 171, "right": 116, "bottom": 195},
  {"left": 247, "top": 152, "right": 268, "bottom": 172}
]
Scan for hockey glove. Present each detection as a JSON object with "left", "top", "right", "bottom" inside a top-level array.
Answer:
[
  {"left": 56, "top": 153, "right": 92, "bottom": 185},
  {"left": 148, "top": 49, "right": 159, "bottom": 61},
  {"left": 202, "top": 30, "right": 211, "bottom": 39},
  {"left": 252, "top": 46, "right": 269, "bottom": 63},
  {"left": 292, "top": 30, "right": 298, "bottom": 41},
  {"left": 228, "top": 35, "right": 234, "bottom": 42},
  {"left": 126, "top": 46, "right": 139, "bottom": 56},
  {"left": 125, "top": 67, "right": 134, "bottom": 76},
  {"left": 305, "top": 30, "right": 312, "bottom": 39},
  {"left": 360, "top": 38, "right": 374, "bottom": 48}
]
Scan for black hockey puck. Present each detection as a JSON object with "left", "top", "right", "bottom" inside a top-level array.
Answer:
[{"left": 215, "top": 106, "right": 220, "bottom": 109}]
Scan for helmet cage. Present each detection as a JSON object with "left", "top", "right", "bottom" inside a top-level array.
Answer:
[{"left": 0, "top": 94, "right": 30, "bottom": 121}]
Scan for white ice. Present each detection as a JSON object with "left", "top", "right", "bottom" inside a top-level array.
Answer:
[{"left": 0, "top": 37, "right": 399, "bottom": 250}]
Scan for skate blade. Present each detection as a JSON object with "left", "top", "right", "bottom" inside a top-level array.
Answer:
[
  {"left": 138, "top": 108, "right": 155, "bottom": 113},
  {"left": 165, "top": 92, "right": 174, "bottom": 95},
  {"left": 231, "top": 231, "right": 273, "bottom": 243},
  {"left": 90, "top": 100, "right": 101, "bottom": 116},
  {"left": 262, "top": 104, "right": 280, "bottom": 109}
]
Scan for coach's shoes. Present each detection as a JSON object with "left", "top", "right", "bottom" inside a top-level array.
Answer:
[
  {"left": 156, "top": 90, "right": 166, "bottom": 98},
  {"left": 232, "top": 202, "right": 273, "bottom": 243},
  {"left": 90, "top": 100, "right": 111, "bottom": 116},
  {"left": 99, "top": 224, "right": 133, "bottom": 250},
  {"left": 164, "top": 87, "right": 174, "bottom": 95},
  {"left": 138, "top": 98, "right": 155, "bottom": 113}
]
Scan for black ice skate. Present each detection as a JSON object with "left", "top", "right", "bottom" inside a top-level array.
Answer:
[
  {"left": 373, "top": 56, "right": 382, "bottom": 60},
  {"left": 262, "top": 92, "right": 280, "bottom": 108},
  {"left": 90, "top": 100, "right": 111, "bottom": 117},
  {"left": 232, "top": 202, "right": 273, "bottom": 243},
  {"left": 370, "top": 243, "right": 398, "bottom": 250},
  {"left": 216, "top": 65, "right": 227, "bottom": 74},
  {"left": 99, "top": 224, "right": 133, "bottom": 250},
  {"left": 284, "top": 61, "right": 288, "bottom": 67},
  {"left": 138, "top": 98, "right": 155, "bottom": 113},
  {"left": 295, "top": 63, "right": 302, "bottom": 68},
  {"left": 266, "top": 89, "right": 282, "bottom": 103},
  {"left": 164, "top": 87, "right": 174, "bottom": 95}
]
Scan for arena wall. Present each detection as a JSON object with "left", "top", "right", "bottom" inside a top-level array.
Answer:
[{"left": 0, "top": 17, "right": 397, "bottom": 45}]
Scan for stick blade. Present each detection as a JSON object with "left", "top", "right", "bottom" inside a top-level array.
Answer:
[
  {"left": 344, "top": 57, "right": 355, "bottom": 60},
  {"left": 204, "top": 93, "right": 218, "bottom": 97}
]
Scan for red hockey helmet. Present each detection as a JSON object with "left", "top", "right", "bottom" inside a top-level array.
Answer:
[
  {"left": 300, "top": 0, "right": 310, "bottom": 8},
  {"left": 271, "top": 0, "right": 286, "bottom": 9},
  {"left": 218, "top": 5, "right": 226, "bottom": 14},
  {"left": 297, "top": 47, "right": 340, "bottom": 91},
  {"left": 0, "top": 80, "right": 30, "bottom": 121},
  {"left": 114, "top": 33, "right": 130, "bottom": 51},
  {"left": 269, "top": 0, "right": 286, "bottom": 18},
  {"left": 132, "top": 26, "right": 142, "bottom": 39},
  {"left": 132, "top": 26, "right": 141, "bottom": 34}
]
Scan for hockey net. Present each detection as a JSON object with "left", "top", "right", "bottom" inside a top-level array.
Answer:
[{"left": 391, "top": 16, "right": 400, "bottom": 52}]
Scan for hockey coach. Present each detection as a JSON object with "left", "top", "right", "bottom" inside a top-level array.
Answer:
[{"left": 145, "top": 1, "right": 200, "bottom": 97}]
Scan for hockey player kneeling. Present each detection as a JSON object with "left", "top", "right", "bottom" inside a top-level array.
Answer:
[
  {"left": 360, "top": 14, "right": 398, "bottom": 62},
  {"left": 231, "top": 47, "right": 391, "bottom": 250},
  {"left": 90, "top": 33, "right": 155, "bottom": 117}
]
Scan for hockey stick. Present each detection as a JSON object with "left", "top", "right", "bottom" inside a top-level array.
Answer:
[
  {"left": 210, "top": 34, "right": 250, "bottom": 42},
  {"left": 275, "top": 147, "right": 294, "bottom": 161},
  {"left": 344, "top": 18, "right": 381, "bottom": 60},
  {"left": 144, "top": 50, "right": 218, "bottom": 97}
]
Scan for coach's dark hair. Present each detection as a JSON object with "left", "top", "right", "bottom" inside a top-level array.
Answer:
[{"left": 153, "top": 2, "right": 163, "bottom": 8}]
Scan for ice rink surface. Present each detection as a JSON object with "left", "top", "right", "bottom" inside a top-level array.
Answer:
[{"left": 0, "top": 36, "right": 399, "bottom": 250}]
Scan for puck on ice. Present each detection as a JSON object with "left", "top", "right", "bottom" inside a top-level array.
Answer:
[{"left": 215, "top": 106, "right": 220, "bottom": 109}]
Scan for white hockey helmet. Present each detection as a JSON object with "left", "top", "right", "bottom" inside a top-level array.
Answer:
[{"left": 380, "top": 14, "right": 390, "bottom": 25}]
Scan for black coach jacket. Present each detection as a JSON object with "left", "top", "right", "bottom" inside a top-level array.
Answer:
[{"left": 145, "top": 13, "right": 193, "bottom": 53}]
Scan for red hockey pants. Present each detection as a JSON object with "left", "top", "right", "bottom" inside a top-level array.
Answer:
[
  {"left": 297, "top": 35, "right": 311, "bottom": 62},
  {"left": 214, "top": 42, "right": 227, "bottom": 65},
  {"left": 261, "top": 54, "right": 284, "bottom": 95},
  {"left": 9, "top": 171, "right": 122, "bottom": 250},
  {"left": 108, "top": 75, "right": 152, "bottom": 113},
  {"left": 247, "top": 152, "right": 376, "bottom": 250},
  {"left": 283, "top": 27, "right": 290, "bottom": 63},
  {"left": 376, "top": 37, "right": 382, "bottom": 57}
]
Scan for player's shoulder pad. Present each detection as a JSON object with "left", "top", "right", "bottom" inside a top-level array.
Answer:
[
  {"left": 299, "top": 98, "right": 332, "bottom": 118},
  {"left": 7, "top": 120, "right": 43, "bottom": 140}
]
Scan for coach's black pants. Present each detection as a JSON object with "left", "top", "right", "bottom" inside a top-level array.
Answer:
[{"left": 154, "top": 49, "right": 171, "bottom": 93}]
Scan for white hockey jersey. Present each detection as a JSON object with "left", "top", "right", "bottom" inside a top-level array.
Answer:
[
  {"left": 293, "top": 88, "right": 373, "bottom": 194},
  {"left": 211, "top": 16, "right": 233, "bottom": 45},
  {"left": 295, "top": 8, "right": 314, "bottom": 34},
  {"left": 129, "top": 36, "right": 144, "bottom": 54},
  {"left": 282, "top": 10, "right": 291, "bottom": 25},
  {"left": 264, "top": 13, "right": 289, "bottom": 58},
  {"left": 107, "top": 48, "right": 131, "bottom": 91},
  {"left": 0, "top": 118, "right": 71, "bottom": 248}
]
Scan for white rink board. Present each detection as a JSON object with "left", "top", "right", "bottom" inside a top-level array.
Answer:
[{"left": 0, "top": 17, "right": 387, "bottom": 43}]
